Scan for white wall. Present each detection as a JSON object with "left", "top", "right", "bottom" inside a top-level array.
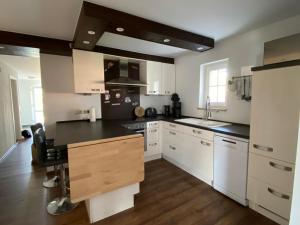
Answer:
[
  {"left": 140, "top": 95, "right": 171, "bottom": 114},
  {"left": 0, "top": 61, "right": 18, "bottom": 158},
  {"left": 40, "top": 54, "right": 102, "bottom": 138},
  {"left": 175, "top": 14, "right": 300, "bottom": 124},
  {"left": 18, "top": 78, "right": 41, "bottom": 126}
]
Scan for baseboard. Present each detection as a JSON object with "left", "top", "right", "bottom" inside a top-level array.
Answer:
[
  {"left": 144, "top": 153, "right": 162, "bottom": 162},
  {"left": 0, "top": 143, "right": 17, "bottom": 163}
]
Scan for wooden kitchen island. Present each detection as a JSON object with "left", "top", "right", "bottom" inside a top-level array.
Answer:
[{"left": 54, "top": 120, "right": 144, "bottom": 223}]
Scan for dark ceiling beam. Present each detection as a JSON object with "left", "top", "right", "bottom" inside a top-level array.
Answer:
[
  {"left": 73, "top": 5, "right": 108, "bottom": 50},
  {"left": 0, "top": 30, "right": 174, "bottom": 63},
  {"left": 74, "top": 1, "right": 214, "bottom": 52},
  {"left": 95, "top": 46, "right": 174, "bottom": 64},
  {"left": 0, "top": 30, "right": 72, "bottom": 56}
]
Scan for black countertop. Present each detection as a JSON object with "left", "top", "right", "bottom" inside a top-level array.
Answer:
[
  {"left": 54, "top": 119, "right": 138, "bottom": 148},
  {"left": 54, "top": 116, "right": 250, "bottom": 148}
]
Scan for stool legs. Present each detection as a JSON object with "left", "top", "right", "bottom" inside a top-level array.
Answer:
[
  {"left": 47, "top": 164, "right": 78, "bottom": 215},
  {"left": 43, "top": 165, "right": 59, "bottom": 188}
]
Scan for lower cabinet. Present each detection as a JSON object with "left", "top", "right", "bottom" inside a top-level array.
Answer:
[
  {"left": 185, "top": 135, "right": 213, "bottom": 185},
  {"left": 145, "top": 122, "right": 161, "bottom": 161},
  {"left": 247, "top": 176, "right": 292, "bottom": 221},
  {"left": 161, "top": 124, "right": 213, "bottom": 186}
]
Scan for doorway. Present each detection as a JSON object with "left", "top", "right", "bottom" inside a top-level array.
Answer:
[{"left": 10, "top": 78, "right": 22, "bottom": 141}]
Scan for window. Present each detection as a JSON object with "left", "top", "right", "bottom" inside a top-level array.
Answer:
[{"left": 200, "top": 59, "right": 228, "bottom": 108}]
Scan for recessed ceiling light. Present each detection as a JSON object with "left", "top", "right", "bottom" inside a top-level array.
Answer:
[
  {"left": 116, "top": 27, "right": 125, "bottom": 32},
  {"left": 83, "top": 40, "right": 90, "bottom": 45},
  {"left": 197, "top": 46, "right": 204, "bottom": 51},
  {"left": 163, "top": 39, "right": 170, "bottom": 43},
  {"left": 88, "top": 30, "right": 96, "bottom": 35}
]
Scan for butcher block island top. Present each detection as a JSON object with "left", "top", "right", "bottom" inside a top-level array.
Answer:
[{"left": 54, "top": 120, "right": 144, "bottom": 223}]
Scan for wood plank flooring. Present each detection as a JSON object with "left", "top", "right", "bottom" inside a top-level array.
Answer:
[{"left": 0, "top": 138, "right": 277, "bottom": 225}]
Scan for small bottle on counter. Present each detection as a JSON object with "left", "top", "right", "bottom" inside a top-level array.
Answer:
[{"left": 89, "top": 107, "right": 96, "bottom": 122}]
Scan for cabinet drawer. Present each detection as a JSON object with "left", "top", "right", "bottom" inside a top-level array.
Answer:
[
  {"left": 161, "top": 128, "right": 183, "bottom": 163},
  {"left": 147, "top": 121, "right": 159, "bottom": 129},
  {"left": 247, "top": 177, "right": 292, "bottom": 220},
  {"left": 145, "top": 141, "right": 160, "bottom": 156},
  {"left": 249, "top": 140, "right": 296, "bottom": 163},
  {"left": 248, "top": 153, "right": 294, "bottom": 193},
  {"left": 184, "top": 126, "right": 213, "bottom": 141},
  {"left": 147, "top": 128, "right": 159, "bottom": 142},
  {"left": 163, "top": 122, "right": 185, "bottom": 133}
]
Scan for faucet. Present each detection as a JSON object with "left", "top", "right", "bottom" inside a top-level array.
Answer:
[{"left": 204, "top": 96, "right": 212, "bottom": 120}]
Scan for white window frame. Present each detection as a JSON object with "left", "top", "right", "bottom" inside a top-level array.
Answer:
[{"left": 199, "top": 59, "right": 228, "bottom": 109}]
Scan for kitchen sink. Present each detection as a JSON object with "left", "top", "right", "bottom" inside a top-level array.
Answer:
[{"left": 174, "top": 118, "right": 231, "bottom": 128}]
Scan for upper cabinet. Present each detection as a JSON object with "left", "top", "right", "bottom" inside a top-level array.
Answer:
[
  {"left": 161, "top": 63, "right": 176, "bottom": 95},
  {"left": 72, "top": 49, "right": 105, "bottom": 94},
  {"left": 140, "top": 61, "right": 175, "bottom": 95}
]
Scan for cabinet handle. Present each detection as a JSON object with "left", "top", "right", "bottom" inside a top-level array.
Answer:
[
  {"left": 201, "top": 140, "right": 211, "bottom": 146},
  {"left": 222, "top": 139, "right": 236, "bottom": 144},
  {"left": 253, "top": 144, "right": 273, "bottom": 152},
  {"left": 169, "top": 124, "right": 176, "bottom": 128},
  {"left": 169, "top": 145, "right": 176, "bottom": 150},
  {"left": 269, "top": 162, "right": 292, "bottom": 172},
  {"left": 169, "top": 131, "right": 176, "bottom": 135},
  {"left": 149, "top": 143, "right": 158, "bottom": 146},
  {"left": 193, "top": 129, "right": 202, "bottom": 134},
  {"left": 267, "top": 187, "right": 290, "bottom": 200}
]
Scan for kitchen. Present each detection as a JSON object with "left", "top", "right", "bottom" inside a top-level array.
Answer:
[{"left": 0, "top": 1, "right": 300, "bottom": 225}]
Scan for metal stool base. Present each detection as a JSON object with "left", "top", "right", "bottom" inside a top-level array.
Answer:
[
  {"left": 47, "top": 197, "right": 78, "bottom": 215},
  {"left": 43, "top": 176, "right": 59, "bottom": 188}
]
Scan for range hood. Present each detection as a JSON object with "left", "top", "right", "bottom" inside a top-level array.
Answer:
[{"left": 105, "top": 59, "right": 148, "bottom": 87}]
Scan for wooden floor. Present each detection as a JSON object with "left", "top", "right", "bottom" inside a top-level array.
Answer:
[{"left": 0, "top": 138, "right": 277, "bottom": 225}]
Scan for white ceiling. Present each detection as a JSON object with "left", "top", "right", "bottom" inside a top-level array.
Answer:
[
  {"left": 0, "top": 0, "right": 299, "bottom": 57},
  {"left": 0, "top": 55, "right": 41, "bottom": 77}
]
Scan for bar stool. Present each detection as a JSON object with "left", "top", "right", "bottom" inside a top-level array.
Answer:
[
  {"left": 31, "top": 123, "right": 59, "bottom": 188},
  {"left": 34, "top": 128, "right": 78, "bottom": 215}
]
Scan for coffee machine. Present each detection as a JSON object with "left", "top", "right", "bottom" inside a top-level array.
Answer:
[
  {"left": 163, "top": 105, "right": 171, "bottom": 117},
  {"left": 171, "top": 93, "right": 181, "bottom": 118}
]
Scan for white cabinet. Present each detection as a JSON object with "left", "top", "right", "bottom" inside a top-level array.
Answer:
[
  {"left": 248, "top": 177, "right": 292, "bottom": 220},
  {"left": 161, "top": 63, "right": 175, "bottom": 95},
  {"left": 140, "top": 61, "right": 175, "bottom": 95},
  {"left": 247, "top": 65, "right": 300, "bottom": 223},
  {"left": 145, "top": 121, "right": 161, "bottom": 161},
  {"left": 140, "top": 61, "right": 162, "bottom": 95},
  {"left": 185, "top": 134, "right": 213, "bottom": 185},
  {"left": 249, "top": 65, "right": 300, "bottom": 163},
  {"left": 161, "top": 122, "right": 214, "bottom": 186},
  {"left": 161, "top": 127, "right": 183, "bottom": 164},
  {"left": 72, "top": 49, "right": 105, "bottom": 94}
]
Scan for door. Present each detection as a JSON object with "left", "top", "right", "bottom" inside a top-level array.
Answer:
[
  {"left": 250, "top": 65, "right": 300, "bottom": 163},
  {"left": 147, "top": 61, "right": 162, "bottom": 95},
  {"left": 10, "top": 78, "right": 21, "bottom": 140},
  {"left": 162, "top": 63, "right": 175, "bottom": 95},
  {"left": 185, "top": 135, "right": 213, "bottom": 184}
]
